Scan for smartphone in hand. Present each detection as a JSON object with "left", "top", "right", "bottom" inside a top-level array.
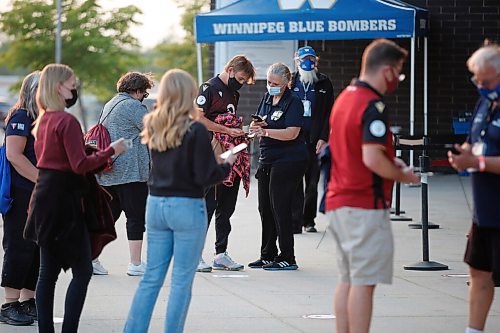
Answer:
[
  {"left": 220, "top": 143, "right": 248, "bottom": 159},
  {"left": 251, "top": 115, "right": 264, "bottom": 122}
]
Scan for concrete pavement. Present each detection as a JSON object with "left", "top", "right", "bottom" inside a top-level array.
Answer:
[{"left": 1, "top": 174, "right": 499, "bottom": 332}]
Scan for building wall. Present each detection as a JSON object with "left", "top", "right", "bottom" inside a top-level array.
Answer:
[{"left": 209, "top": 0, "right": 499, "bottom": 137}]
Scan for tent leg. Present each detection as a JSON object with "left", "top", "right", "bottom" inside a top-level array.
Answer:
[
  {"left": 424, "top": 37, "right": 428, "bottom": 137},
  {"left": 410, "top": 37, "right": 415, "bottom": 167},
  {"left": 197, "top": 43, "right": 203, "bottom": 86}
]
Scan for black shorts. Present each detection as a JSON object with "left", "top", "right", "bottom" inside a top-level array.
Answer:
[{"left": 464, "top": 223, "right": 500, "bottom": 286}]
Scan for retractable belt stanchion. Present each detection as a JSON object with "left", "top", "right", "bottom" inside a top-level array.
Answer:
[
  {"left": 407, "top": 136, "right": 440, "bottom": 230},
  {"left": 391, "top": 135, "right": 412, "bottom": 222},
  {"left": 404, "top": 136, "right": 448, "bottom": 271}
]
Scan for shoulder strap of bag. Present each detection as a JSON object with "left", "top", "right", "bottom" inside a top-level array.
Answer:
[{"left": 98, "top": 98, "right": 128, "bottom": 124}]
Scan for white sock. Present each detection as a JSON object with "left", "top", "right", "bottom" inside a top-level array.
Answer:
[{"left": 466, "top": 327, "right": 483, "bottom": 333}]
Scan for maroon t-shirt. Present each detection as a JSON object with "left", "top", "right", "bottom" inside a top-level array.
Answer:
[
  {"left": 35, "top": 111, "right": 114, "bottom": 174},
  {"left": 326, "top": 81, "right": 394, "bottom": 211}
]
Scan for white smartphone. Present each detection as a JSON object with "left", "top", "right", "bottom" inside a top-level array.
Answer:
[
  {"left": 220, "top": 143, "right": 247, "bottom": 159},
  {"left": 124, "top": 139, "right": 133, "bottom": 149}
]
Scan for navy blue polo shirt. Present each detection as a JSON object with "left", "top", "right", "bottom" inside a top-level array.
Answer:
[
  {"left": 256, "top": 89, "right": 308, "bottom": 164},
  {"left": 5, "top": 109, "right": 37, "bottom": 191},
  {"left": 468, "top": 97, "right": 500, "bottom": 228},
  {"left": 292, "top": 74, "right": 315, "bottom": 134}
]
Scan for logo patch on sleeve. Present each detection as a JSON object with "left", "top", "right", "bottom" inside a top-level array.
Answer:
[
  {"left": 202, "top": 84, "right": 209, "bottom": 92},
  {"left": 11, "top": 123, "right": 25, "bottom": 131},
  {"left": 369, "top": 120, "right": 386, "bottom": 137},
  {"left": 196, "top": 96, "right": 206, "bottom": 106}
]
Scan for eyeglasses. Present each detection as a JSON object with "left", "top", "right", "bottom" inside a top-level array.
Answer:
[
  {"left": 143, "top": 92, "right": 149, "bottom": 99},
  {"left": 470, "top": 75, "right": 498, "bottom": 88}
]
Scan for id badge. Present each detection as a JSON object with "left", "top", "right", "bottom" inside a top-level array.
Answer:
[
  {"left": 471, "top": 142, "right": 485, "bottom": 157},
  {"left": 302, "top": 100, "right": 311, "bottom": 117}
]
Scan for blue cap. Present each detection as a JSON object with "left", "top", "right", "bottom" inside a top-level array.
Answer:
[{"left": 297, "top": 46, "right": 317, "bottom": 59}]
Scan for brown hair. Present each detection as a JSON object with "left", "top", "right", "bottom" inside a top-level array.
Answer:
[
  {"left": 361, "top": 39, "right": 408, "bottom": 75},
  {"left": 116, "top": 72, "right": 154, "bottom": 93},
  {"left": 224, "top": 55, "right": 256, "bottom": 84}
]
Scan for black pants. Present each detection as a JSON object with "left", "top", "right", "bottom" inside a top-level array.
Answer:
[
  {"left": 257, "top": 161, "right": 307, "bottom": 263},
  {"left": 205, "top": 176, "right": 241, "bottom": 254},
  {"left": 36, "top": 230, "right": 92, "bottom": 333},
  {"left": 1, "top": 186, "right": 39, "bottom": 290},
  {"left": 293, "top": 143, "right": 321, "bottom": 229},
  {"left": 104, "top": 182, "right": 148, "bottom": 240}
]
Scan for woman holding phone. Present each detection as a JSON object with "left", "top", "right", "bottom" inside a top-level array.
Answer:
[
  {"left": 25, "top": 63, "right": 128, "bottom": 333},
  {"left": 124, "top": 69, "right": 236, "bottom": 333},
  {"left": 249, "top": 63, "right": 308, "bottom": 271}
]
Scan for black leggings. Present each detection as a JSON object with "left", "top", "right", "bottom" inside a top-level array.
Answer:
[
  {"left": 36, "top": 230, "right": 92, "bottom": 333},
  {"left": 257, "top": 161, "right": 307, "bottom": 263},
  {"left": 1, "top": 186, "right": 39, "bottom": 290}
]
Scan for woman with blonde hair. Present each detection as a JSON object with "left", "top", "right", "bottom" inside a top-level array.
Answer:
[
  {"left": 124, "top": 69, "right": 236, "bottom": 333},
  {"left": 0, "top": 71, "right": 40, "bottom": 326},
  {"left": 23, "top": 63, "right": 128, "bottom": 333}
]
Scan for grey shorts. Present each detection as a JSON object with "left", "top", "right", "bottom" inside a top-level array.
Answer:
[{"left": 327, "top": 207, "right": 394, "bottom": 285}]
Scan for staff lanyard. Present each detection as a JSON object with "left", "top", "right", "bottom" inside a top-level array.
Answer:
[{"left": 302, "top": 81, "right": 311, "bottom": 100}]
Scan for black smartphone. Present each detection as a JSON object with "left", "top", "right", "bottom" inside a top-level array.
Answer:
[{"left": 252, "top": 114, "right": 264, "bottom": 122}]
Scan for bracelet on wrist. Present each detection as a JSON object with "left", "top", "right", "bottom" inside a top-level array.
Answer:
[{"left": 479, "top": 155, "right": 486, "bottom": 172}]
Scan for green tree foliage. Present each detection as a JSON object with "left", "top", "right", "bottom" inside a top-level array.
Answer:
[
  {"left": 0, "top": 0, "right": 143, "bottom": 100},
  {"left": 150, "top": 0, "right": 209, "bottom": 82}
]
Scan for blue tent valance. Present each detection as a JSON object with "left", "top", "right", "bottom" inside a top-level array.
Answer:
[{"left": 195, "top": 0, "right": 428, "bottom": 43}]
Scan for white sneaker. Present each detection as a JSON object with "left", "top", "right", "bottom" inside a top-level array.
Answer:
[
  {"left": 127, "top": 262, "right": 146, "bottom": 276},
  {"left": 196, "top": 258, "right": 212, "bottom": 273},
  {"left": 92, "top": 259, "right": 108, "bottom": 275},
  {"left": 212, "top": 252, "right": 244, "bottom": 271}
]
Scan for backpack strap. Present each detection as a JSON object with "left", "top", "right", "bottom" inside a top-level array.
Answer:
[{"left": 98, "top": 98, "right": 128, "bottom": 124}]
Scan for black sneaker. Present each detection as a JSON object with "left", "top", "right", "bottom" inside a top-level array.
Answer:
[
  {"left": 305, "top": 225, "right": 317, "bottom": 233},
  {"left": 248, "top": 259, "right": 273, "bottom": 268},
  {"left": 20, "top": 298, "right": 37, "bottom": 320},
  {"left": 262, "top": 261, "right": 298, "bottom": 271},
  {"left": 0, "top": 301, "right": 34, "bottom": 326}
]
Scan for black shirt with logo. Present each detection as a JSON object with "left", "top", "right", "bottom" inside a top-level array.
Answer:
[
  {"left": 196, "top": 75, "right": 240, "bottom": 122},
  {"left": 256, "top": 88, "right": 308, "bottom": 164},
  {"left": 5, "top": 109, "right": 37, "bottom": 191}
]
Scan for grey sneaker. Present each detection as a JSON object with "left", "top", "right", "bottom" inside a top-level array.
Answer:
[
  {"left": 196, "top": 258, "right": 212, "bottom": 273},
  {"left": 212, "top": 252, "right": 244, "bottom": 271},
  {"left": 92, "top": 259, "right": 108, "bottom": 275},
  {"left": 127, "top": 262, "right": 146, "bottom": 276}
]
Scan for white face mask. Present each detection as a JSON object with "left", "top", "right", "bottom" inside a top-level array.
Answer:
[{"left": 267, "top": 85, "right": 281, "bottom": 96}]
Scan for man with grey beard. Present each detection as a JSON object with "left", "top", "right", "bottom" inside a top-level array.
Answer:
[{"left": 291, "top": 46, "right": 334, "bottom": 233}]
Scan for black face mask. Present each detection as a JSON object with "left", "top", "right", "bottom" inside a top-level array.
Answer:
[
  {"left": 65, "top": 89, "right": 78, "bottom": 108},
  {"left": 228, "top": 76, "right": 243, "bottom": 91}
]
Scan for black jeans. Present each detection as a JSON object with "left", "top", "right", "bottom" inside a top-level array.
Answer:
[
  {"left": 104, "top": 182, "right": 148, "bottom": 240},
  {"left": 205, "top": 176, "right": 241, "bottom": 254},
  {"left": 36, "top": 230, "right": 92, "bottom": 333},
  {"left": 1, "top": 186, "right": 39, "bottom": 291},
  {"left": 293, "top": 143, "right": 321, "bottom": 229},
  {"left": 257, "top": 161, "right": 307, "bottom": 263}
]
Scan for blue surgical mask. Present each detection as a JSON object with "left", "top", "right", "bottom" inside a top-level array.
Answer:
[
  {"left": 267, "top": 85, "right": 281, "bottom": 96},
  {"left": 478, "top": 83, "right": 500, "bottom": 101},
  {"left": 299, "top": 59, "right": 316, "bottom": 72}
]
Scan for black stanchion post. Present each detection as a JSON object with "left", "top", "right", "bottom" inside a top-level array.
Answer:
[
  {"left": 391, "top": 136, "right": 411, "bottom": 221},
  {"left": 404, "top": 138, "right": 448, "bottom": 271},
  {"left": 408, "top": 140, "right": 440, "bottom": 229}
]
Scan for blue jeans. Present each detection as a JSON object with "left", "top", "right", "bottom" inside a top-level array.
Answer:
[{"left": 124, "top": 195, "right": 207, "bottom": 333}]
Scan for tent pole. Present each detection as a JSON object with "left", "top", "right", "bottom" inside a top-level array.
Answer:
[
  {"left": 196, "top": 43, "right": 203, "bottom": 86},
  {"left": 424, "top": 37, "right": 428, "bottom": 136},
  {"left": 410, "top": 37, "right": 415, "bottom": 167}
]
